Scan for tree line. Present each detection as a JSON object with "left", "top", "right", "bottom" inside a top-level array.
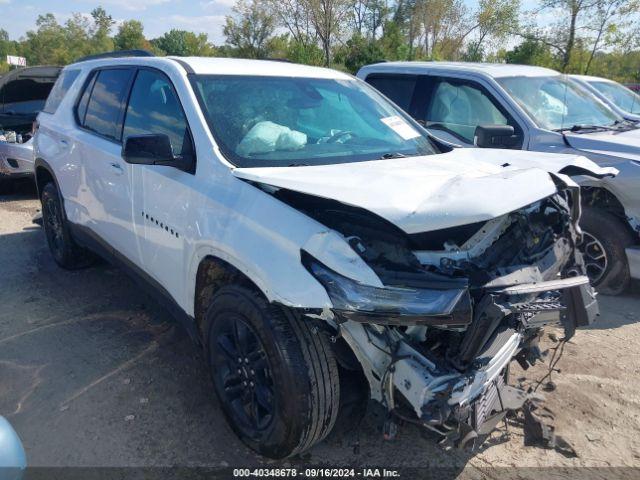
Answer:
[{"left": 0, "top": 1, "right": 639, "bottom": 81}]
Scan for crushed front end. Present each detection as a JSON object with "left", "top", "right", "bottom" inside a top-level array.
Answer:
[{"left": 298, "top": 184, "right": 598, "bottom": 448}]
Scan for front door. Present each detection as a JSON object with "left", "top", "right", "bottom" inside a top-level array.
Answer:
[{"left": 123, "top": 68, "right": 196, "bottom": 303}]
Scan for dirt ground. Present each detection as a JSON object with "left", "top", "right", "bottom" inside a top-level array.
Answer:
[{"left": 2, "top": 180, "right": 640, "bottom": 479}]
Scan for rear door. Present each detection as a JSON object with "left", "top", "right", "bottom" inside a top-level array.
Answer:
[{"left": 75, "top": 67, "right": 141, "bottom": 263}]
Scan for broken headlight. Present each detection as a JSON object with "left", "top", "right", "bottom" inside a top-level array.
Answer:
[{"left": 302, "top": 251, "right": 472, "bottom": 326}]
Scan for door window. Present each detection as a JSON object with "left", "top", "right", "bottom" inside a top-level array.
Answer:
[
  {"left": 365, "top": 75, "right": 417, "bottom": 112},
  {"left": 123, "top": 69, "right": 191, "bottom": 157},
  {"left": 425, "top": 79, "right": 509, "bottom": 143},
  {"left": 83, "top": 68, "right": 133, "bottom": 141}
]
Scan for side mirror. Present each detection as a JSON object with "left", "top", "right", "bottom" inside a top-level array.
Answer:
[
  {"left": 474, "top": 124, "right": 520, "bottom": 149},
  {"left": 122, "top": 134, "right": 194, "bottom": 172},
  {"left": 122, "top": 134, "right": 174, "bottom": 165}
]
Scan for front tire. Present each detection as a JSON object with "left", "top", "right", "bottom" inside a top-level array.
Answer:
[
  {"left": 204, "top": 285, "right": 340, "bottom": 459},
  {"left": 579, "top": 206, "right": 635, "bottom": 295},
  {"left": 40, "top": 182, "right": 95, "bottom": 270}
]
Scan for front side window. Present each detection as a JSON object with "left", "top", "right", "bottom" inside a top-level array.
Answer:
[
  {"left": 590, "top": 80, "right": 640, "bottom": 115},
  {"left": 43, "top": 69, "right": 80, "bottom": 114},
  {"left": 365, "top": 74, "right": 417, "bottom": 112},
  {"left": 83, "top": 68, "right": 133, "bottom": 141},
  {"left": 191, "top": 75, "right": 437, "bottom": 167},
  {"left": 498, "top": 75, "right": 620, "bottom": 131},
  {"left": 123, "top": 69, "right": 190, "bottom": 157},
  {"left": 424, "top": 80, "right": 509, "bottom": 143}
]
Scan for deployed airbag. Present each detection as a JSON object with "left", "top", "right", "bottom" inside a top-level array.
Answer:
[{"left": 237, "top": 121, "right": 307, "bottom": 156}]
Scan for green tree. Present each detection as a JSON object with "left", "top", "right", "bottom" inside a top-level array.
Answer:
[
  {"left": 22, "top": 14, "right": 69, "bottom": 65},
  {"left": 466, "top": 0, "right": 520, "bottom": 60},
  {"left": 378, "top": 19, "right": 409, "bottom": 60},
  {"left": 334, "top": 33, "right": 384, "bottom": 73},
  {"left": 151, "top": 29, "right": 215, "bottom": 56},
  {"left": 501, "top": 37, "right": 555, "bottom": 66},
  {"left": 223, "top": 0, "right": 276, "bottom": 58},
  {"left": 89, "top": 7, "right": 115, "bottom": 53},
  {"left": 114, "top": 20, "right": 149, "bottom": 51}
]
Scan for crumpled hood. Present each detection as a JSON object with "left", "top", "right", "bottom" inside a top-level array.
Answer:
[
  {"left": 233, "top": 148, "right": 613, "bottom": 234},
  {"left": 564, "top": 127, "right": 640, "bottom": 162}
]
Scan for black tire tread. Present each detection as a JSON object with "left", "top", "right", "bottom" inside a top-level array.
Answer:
[
  {"left": 281, "top": 306, "right": 339, "bottom": 454},
  {"left": 41, "top": 182, "right": 94, "bottom": 270},
  {"left": 580, "top": 206, "right": 635, "bottom": 295},
  {"left": 205, "top": 285, "right": 339, "bottom": 458}
]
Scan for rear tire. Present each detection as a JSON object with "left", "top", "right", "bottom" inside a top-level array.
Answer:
[
  {"left": 204, "top": 285, "right": 340, "bottom": 458},
  {"left": 40, "top": 182, "right": 95, "bottom": 270},
  {"left": 579, "top": 206, "right": 635, "bottom": 295}
]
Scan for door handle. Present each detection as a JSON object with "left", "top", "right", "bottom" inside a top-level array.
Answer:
[
  {"left": 59, "top": 139, "right": 69, "bottom": 146},
  {"left": 110, "top": 162, "right": 124, "bottom": 175}
]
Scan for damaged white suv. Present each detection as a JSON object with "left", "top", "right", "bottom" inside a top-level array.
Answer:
[{"left": 35, "top": 55, "right": 611, "bottom": 458}]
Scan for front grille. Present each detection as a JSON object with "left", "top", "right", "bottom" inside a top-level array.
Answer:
[{"left": 473, "top": 372, "right": 505, "bottom": 430}]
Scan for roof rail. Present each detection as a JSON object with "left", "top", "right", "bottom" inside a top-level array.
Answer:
[{"left": 75, "top": 50, "right": 154, "bottom": 63}]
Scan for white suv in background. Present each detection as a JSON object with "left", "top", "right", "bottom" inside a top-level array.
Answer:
[{"left": 35, "top": 54, "right": 607, "bottom": 458}]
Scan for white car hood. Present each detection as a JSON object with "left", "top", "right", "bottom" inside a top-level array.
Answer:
[
  {"left": 564, "top": 127, "right": 640, "bottom": 162},
  {"left": 233, "top": 148, "right": 613, "bottom": 234}
]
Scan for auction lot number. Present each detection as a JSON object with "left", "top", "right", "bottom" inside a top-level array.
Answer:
[{"left": 233, "top": 468, "right": 400, "bottom": 478}]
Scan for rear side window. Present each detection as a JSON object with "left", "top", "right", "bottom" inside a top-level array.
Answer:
[
  {"left": 365, "top": 74, "right": 417, "bottom": 112},
  {"left": 43, "top": 69, "right": 80, "bottom": 114},
  {"left": 81, "top": 68, "right": 133, "bottom": 141}
]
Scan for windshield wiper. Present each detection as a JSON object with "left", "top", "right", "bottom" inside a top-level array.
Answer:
[
  {"left": 555, "top": 124, "right": 614, "bottom": 133},
  {"left": 611, "top": 119, "right": 640, "bottom": 132},
  {"left": 379, "top": 152, "right": 407, "bottom": 159}
]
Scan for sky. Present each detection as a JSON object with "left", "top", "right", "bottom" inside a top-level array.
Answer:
[
  {"left": 0, "top": 0, "right": 545, "bottom": 47},
  {"left": 0, "top": 0, "right": 235, "bottom": 44}
]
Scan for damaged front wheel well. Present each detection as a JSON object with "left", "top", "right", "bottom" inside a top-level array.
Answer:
[
  {"left": 581, "top": 187, "right": 627, "bottom": 221},
  {"left": 194, "top": 256, "right": 265, "bottom": 336}
]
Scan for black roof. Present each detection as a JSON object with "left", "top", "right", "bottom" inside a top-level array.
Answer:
[{"left": 75, "top": 50, "right": 154, "bottom": 63}]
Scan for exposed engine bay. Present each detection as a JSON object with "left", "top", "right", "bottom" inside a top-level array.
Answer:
[{"left": 271, "top": 183, "right": 598, "bottom": 448}]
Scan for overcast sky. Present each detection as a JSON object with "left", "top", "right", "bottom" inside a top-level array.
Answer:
[{"left": 1, "top": 0, "right": 544, "bottom": 46}]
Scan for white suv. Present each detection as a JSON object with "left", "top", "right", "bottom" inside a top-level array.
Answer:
[{"left": 36, "top": 54, "right": 608, "bottom": 458}]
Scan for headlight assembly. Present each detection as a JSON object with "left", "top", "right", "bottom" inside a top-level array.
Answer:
[{"left": 302, "top": 251, "right": 472, "bottom": 326}]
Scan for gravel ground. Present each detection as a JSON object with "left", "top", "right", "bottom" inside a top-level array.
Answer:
[{"left": 2, "top": 180, "right": 640, "bottom": 479}]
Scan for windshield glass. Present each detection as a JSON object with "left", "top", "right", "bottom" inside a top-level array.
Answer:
[
  {"left": 191, "top": 75, "right": 438, "bottom": 167},
  {"left": 497, "top": 75, "right": 620, "bottom": 131},
  {"left": 590, "top": 80, "right": 640, "bottom": 115}
]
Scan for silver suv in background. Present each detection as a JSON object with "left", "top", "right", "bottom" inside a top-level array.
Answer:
[
  {"left": 358, "top": 62, "right": 640, "bottom": 294},
  {"left": 570, "top": 74, "right": 640, "bottom": 123},
  {"left": 0, "top": 66, "right": 61, "bottom": 190}
]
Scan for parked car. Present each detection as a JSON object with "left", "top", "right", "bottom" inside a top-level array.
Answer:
[
  {"left": 0, "top": 416, "right": 26, "bottom": 480},
  {"left": 35, "top": 54, "right": 606, "bottom": 458},
  {"left": 0, "top": 66, "right": 61, "bottom": 189},
  {"left": 357, "top": 61, "right": 640, "bottom": 294},
  {"left": 571, "top": 75, "right": 640, "bottom": 122}
]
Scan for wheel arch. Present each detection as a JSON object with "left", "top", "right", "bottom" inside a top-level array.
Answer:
[
  {"left": 580, "top": 185, "right": 636, "bottom": 236},
  {"left": 34, "top": 158, "right": 60, "bottom": 199},
  {"left": 192, "top": 254, "right": 266, "bottom": 335}
]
